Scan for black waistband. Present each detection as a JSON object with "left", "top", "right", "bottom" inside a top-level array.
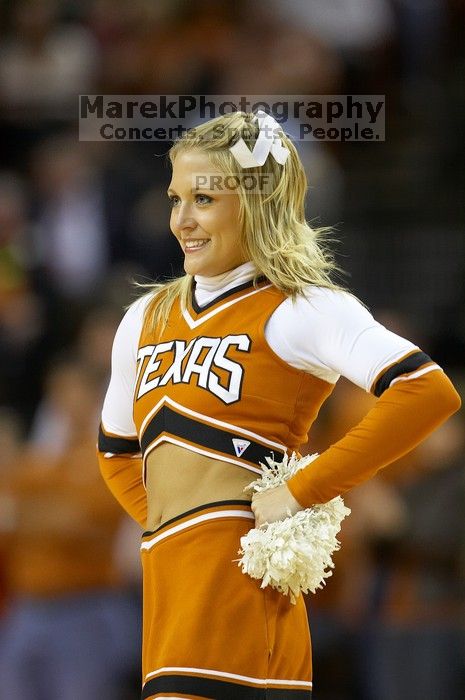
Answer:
[{"left": 142, "top": 498, "right": 252, "bottom": 538}]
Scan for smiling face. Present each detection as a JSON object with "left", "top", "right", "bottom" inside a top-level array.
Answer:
[{"left": 168, "top": 149, "right": 246, "bottom": 277}]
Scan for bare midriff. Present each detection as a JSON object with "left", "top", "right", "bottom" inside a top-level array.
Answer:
[{"left": 145, "top": 442, "right": 256, "bottom": 531}]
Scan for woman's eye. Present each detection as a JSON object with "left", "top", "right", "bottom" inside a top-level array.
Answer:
[
  {"left": 168, "top": 194, "right": 211, "bottom": 207},
  {"left": 195, "top": 194, "right": 212, "bottom": 205}
]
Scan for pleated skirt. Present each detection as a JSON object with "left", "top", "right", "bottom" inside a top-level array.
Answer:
[{"left": 140, "top": 500, "right": 313, "bottom": 700}]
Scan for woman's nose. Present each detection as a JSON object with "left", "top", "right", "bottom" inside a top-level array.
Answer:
[{"left": 174, "top": 203, "right": 196, "bottom": 231}]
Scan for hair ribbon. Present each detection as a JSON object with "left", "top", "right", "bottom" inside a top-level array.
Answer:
[{"left": 229, "top": 110, "right": 290, "bottom": 168}]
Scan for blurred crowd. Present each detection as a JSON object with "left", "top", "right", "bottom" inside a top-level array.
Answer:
[{"left": 0, "top": 1, "right": 463, "bottom": 699}]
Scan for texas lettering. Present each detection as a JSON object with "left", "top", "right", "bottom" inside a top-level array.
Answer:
[{"left": 136, "top": 335, "right": 251, "bottom": 404}]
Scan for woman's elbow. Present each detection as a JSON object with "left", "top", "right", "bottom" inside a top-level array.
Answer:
[
  {"left": 433, "top": 370, "right": 462, "bottom": 416},
  {"left": 446, "top": 383, "right": 461, "bottom": 414}
]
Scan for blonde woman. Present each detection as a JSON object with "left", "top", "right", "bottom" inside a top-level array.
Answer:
[{"left": 98, "top": 111, "right": 460, "bottom": 700}]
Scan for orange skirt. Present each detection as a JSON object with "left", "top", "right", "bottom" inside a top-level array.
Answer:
[{"left": 140, "top": 500, "right": 313, "bottom": 699}]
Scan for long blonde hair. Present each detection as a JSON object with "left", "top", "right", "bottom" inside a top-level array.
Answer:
[{"left": 143, "top": 111, "right": 347, "bottom": 332}]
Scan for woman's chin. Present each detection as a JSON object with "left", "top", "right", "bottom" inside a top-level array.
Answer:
[
  {"left": 183, "top": 252, "right": 219, "bottom": 277},
  {"left": 184, "top": 259, "right": 213, "bottom": 277}
]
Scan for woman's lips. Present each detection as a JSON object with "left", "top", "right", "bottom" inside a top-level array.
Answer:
[{"left": 184, "top": 239, "right": 211, "bottom": 253}]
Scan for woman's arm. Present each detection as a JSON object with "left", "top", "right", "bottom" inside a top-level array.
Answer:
[
  {"left": 97, "top": 296, "right": 149, "bottom": 528},
  {"left": 251, "top": 289, "right": 461, "bottom": 525},
  {"left": 252, "top": 367, "right": 460, "bottom": 526},
  {"left": 286, "top": 368, "right": 461, "bottom": 507},
  {"left": 97, "top": 427, "right": 146, "bottom": 528}
]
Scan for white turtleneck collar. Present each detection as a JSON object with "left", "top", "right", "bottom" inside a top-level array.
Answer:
[{"left": 194, "top": 261, "right": 257, "bottom": 307}]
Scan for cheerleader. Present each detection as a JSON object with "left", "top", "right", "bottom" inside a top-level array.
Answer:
[{"left": 98, "top": 110, "right": 460, "bottom": 699}]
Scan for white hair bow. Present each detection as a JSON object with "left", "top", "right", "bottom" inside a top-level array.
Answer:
[{"left": 229, "top": 110, "right": 290, "bottom": 169}]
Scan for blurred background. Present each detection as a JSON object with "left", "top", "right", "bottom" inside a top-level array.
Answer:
[{"left": 0, "top": 1, "right": 463, "bottom": 699}]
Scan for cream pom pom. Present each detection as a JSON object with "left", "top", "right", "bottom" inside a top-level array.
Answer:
[{"left": 237, "top": 453, "right": 351, "bottom": 604}]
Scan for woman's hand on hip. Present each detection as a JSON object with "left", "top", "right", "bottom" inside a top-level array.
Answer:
[{"left": 251, "top": 484, "right": 302, "bottom": 528}]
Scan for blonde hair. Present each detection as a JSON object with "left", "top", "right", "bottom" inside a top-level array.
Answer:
[{"left": 142, "top": 111, "right": 347, "bottom": 333}]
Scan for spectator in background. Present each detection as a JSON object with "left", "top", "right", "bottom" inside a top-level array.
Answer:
[
  {"left": 358, "top": 414, "right": 465, "bottom": 700},
  {"left": 28, "top": 133, "right": 152, "bottom": 350},
  {"left": 90, "top": 0, "right": 189, "bottom": 94},
  {"left": 0, "top": 408, "right": 24, "bottom": 618},
  {"left": 215, "top": 6, "right": 346, "bottom": 226},
  {"left": 303, "top": 377, "right": 407, "bottom": 699},
  {"left": 29, "top": 304, "right": 120, "bottom": 450},
  {"left": 76, "top": 305, "right": 126, "bottom": 384},
  {"left": 262, "top": 0, "right": 395, "bottom": 63},
  {"left": 0, "top": 358, "right": 140, "bottom": 700},
  {"left": 130, "top": 183, "right": 184, "bottom": 280},
  {"left": 0, "top": 0, "right": 98, "bottom": 120},
  {"left": 0, "top": 174, "right": 46, "bottom": 429},
  {"left": 0, "top": 174, "right": 30, "bottom": 307},
  {"left": 29, "top": 133, "right": 163, "bottom": 290},
  {"left": 30, "top": 135, "right": 110, "bottom": 304}
]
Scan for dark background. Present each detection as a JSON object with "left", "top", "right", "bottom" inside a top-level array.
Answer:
[{"left": 0, "top": 2, "right": 463, "bottom": 699}]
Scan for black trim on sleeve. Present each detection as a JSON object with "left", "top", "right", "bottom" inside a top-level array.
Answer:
[
  {"left": 142, "top": 674, "right": 312, "bottom": 699},
  {"left": 372, "top": 351, "right": 433, "bottom": 397},
  {"left": 98, "top": 425, "right": 140, "bottom": 454}
]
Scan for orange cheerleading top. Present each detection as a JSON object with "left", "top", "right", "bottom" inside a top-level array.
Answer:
[
  {"left": 98, "top": 263, "right": 461, "bottom": 525},
  {"left": 133, "top": 280, "right": 334, "bottom": 484}
]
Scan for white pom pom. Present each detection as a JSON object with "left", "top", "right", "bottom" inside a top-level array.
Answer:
[{"left": 236, "top": 452, "right": 351, "bottom": 604}]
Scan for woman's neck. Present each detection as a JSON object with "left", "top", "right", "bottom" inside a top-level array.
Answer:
[{"left": 194, "top": 261, "right": 257, "bottom": 306}]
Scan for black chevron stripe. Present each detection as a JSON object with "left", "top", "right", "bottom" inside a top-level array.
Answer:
[{"left": 140, "top": 405, "right": 283, "bottom": 466}]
